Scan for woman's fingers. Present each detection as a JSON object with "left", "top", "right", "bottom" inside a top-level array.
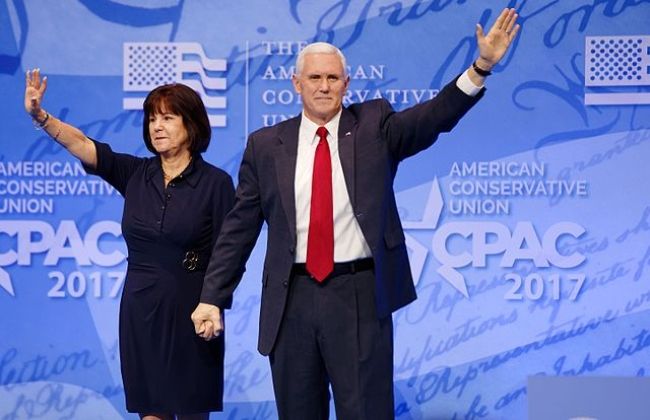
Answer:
[{"left": 40, "top": 75, "right": 48, "bottom": 94}]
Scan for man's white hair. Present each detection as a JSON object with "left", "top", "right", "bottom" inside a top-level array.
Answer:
[{"left": 294, "top": 42, "right": 348, "bottom": 76}]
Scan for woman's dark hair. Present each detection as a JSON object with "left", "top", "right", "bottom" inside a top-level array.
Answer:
[{"left": 142, "top": 83, "right": 211, "bottom": 154}]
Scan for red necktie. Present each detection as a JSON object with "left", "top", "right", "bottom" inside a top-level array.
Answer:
[{"left": 306, "top": 126, "right": 334, "bottom": 282}]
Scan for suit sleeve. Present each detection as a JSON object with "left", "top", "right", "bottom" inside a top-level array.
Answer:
[
  {"left": 200, "top": 136, "right": 265, "bottom": 309},
  {"left": 210, "top": 172, "right": 236, "bottom": 245},
  {"left": 382, "top": 75, "right": 485, "bottom": 162}
]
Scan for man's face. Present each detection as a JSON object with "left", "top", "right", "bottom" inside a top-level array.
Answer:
[{"left": 292, "top": 53, "right": 349, "bottom": 125}]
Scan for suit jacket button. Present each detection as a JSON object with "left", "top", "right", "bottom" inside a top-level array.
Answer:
[
  {"left": 289, "top": 246, "right": 295, "bottom": 255},
  {"left": 282, "top": 281, "right": 288, "bottom": 287}
]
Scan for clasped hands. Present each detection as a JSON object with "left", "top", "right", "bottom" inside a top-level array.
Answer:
[{"left": 191, "top": 303, "right": 223, "bottom": 341}]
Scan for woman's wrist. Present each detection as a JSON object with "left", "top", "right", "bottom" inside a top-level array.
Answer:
[
  {"left": 31, "top": 109, "right": 50, "bottom": 130},
  {"left": 31, "top": 108, "right": 47, "bottom": 123}
]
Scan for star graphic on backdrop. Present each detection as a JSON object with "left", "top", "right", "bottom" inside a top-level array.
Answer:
[
  {"left": 0, "top": 268, "right": 15, "bottom": 296},
  {"left": 402, "top": 178, "right": 469, "bottom": 297}
]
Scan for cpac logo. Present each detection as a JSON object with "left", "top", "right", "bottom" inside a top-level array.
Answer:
[
  {"left": 0, "top": 221, "right": 125, "bottom": 296},
  {"left": 123, "top": 42, "right": 227, "bottom": 127},
  {"left": 403, "top": 179, "right": 586, "bottom": 298}
]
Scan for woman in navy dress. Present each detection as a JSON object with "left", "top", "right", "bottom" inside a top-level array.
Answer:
[{"left": 25, "top": 69, "right": 234, "bottom": 420}]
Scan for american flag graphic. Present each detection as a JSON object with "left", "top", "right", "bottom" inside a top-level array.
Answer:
[
  {"left": 123, "top": 42, "right": 227, "bottom": 127},
  {"left": 585, "top": 36, "right": 650, "bottom": 105}
]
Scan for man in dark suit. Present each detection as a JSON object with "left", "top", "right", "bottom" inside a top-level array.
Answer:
[{"left": 192, "top": 8, "right": 519, "bottom": 419}]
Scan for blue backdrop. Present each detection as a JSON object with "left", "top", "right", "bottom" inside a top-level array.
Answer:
[{"left": 1, "top": 1, "right": 649, "bottom": 419}]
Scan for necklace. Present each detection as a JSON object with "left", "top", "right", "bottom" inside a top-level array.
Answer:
[{"left": 162, "top": 156, "right": 192, "bottom": 182}]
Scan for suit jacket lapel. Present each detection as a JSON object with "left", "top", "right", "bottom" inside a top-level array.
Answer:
[
  {"left": 275, "top": 116, "right": 300, "bottom": 241},
  {"left": 338, "top": 108, "right": 357, "bottom": 208}
]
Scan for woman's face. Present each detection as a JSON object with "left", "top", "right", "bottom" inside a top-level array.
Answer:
[{"left": 148, "top": 106, "right": 190, "bottom": 156}]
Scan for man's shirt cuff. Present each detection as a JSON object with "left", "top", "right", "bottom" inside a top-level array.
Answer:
[{"left": 456, "top": 69, "right": 483, "bottom": 96}]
